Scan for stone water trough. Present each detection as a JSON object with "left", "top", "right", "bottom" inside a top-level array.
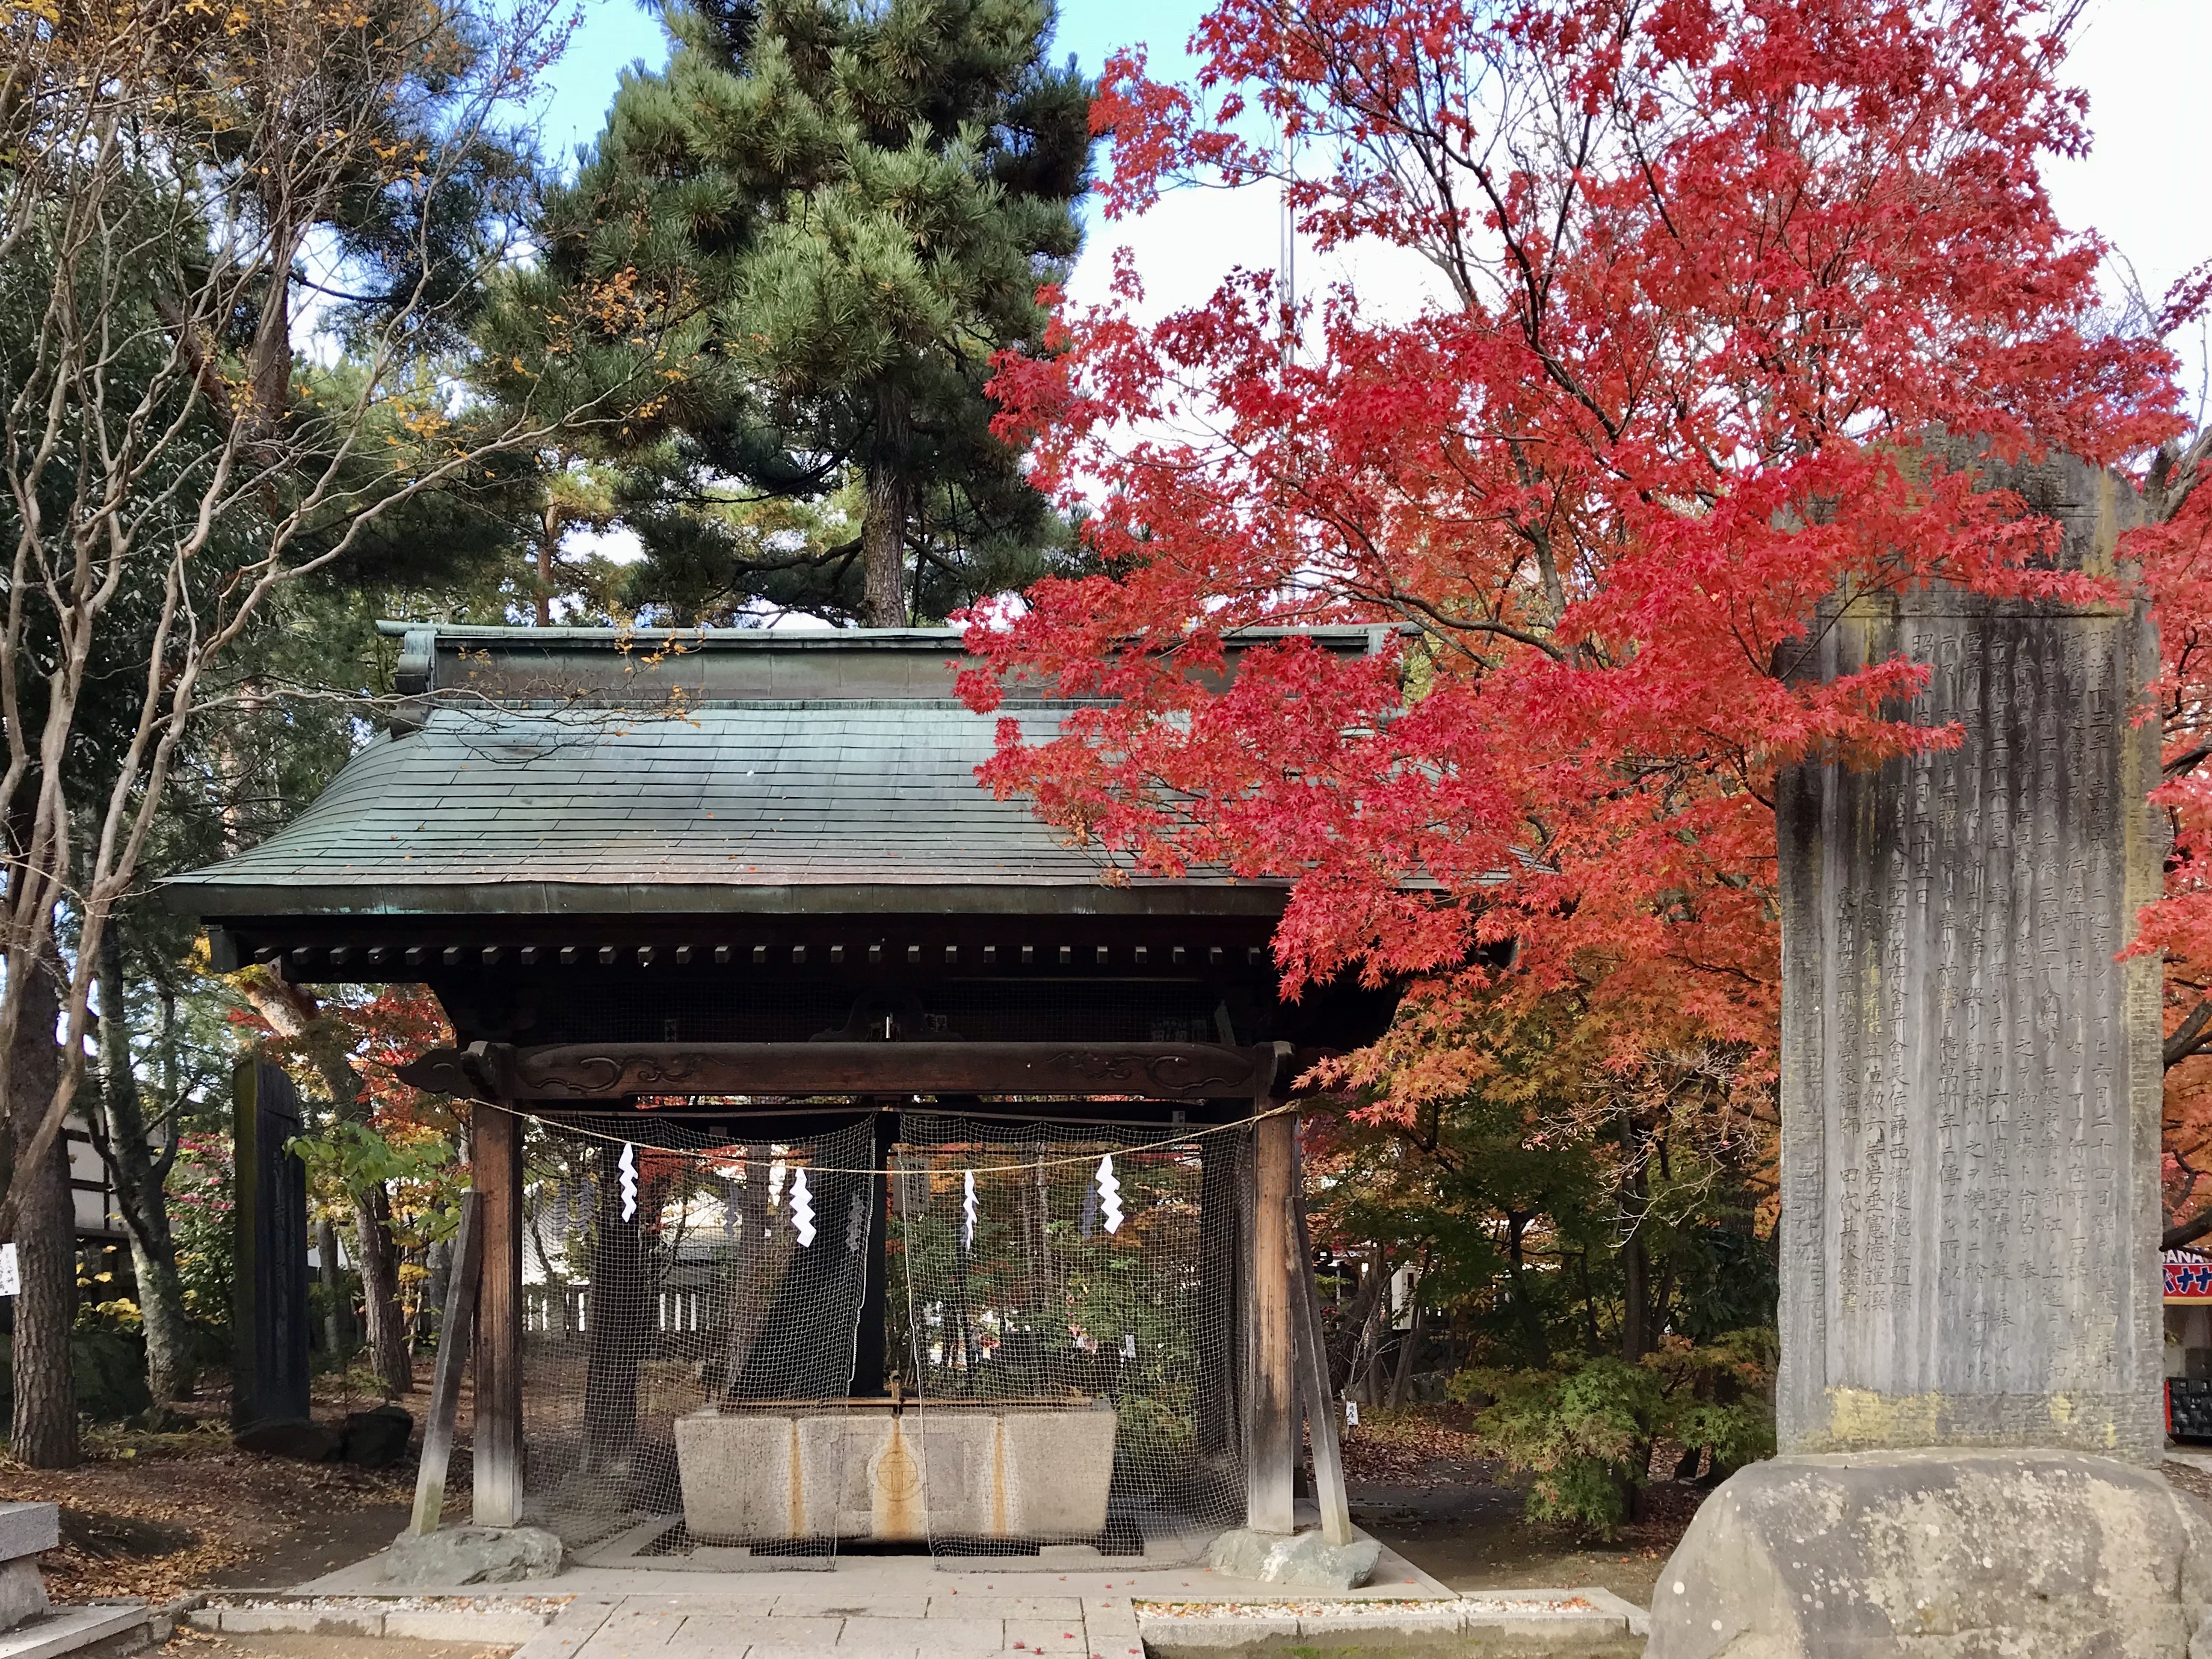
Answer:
[{"left": 675, "top": 1398, "right": 1117, "bottom": 1543}]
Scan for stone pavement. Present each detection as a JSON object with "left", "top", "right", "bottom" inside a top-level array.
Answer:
[
  {"left": 292, "top": 1536, "right": 1460, "bottom": 1659},
  {"left": 515, "top": 1591, "right": 1137, "bottom": 1659}
]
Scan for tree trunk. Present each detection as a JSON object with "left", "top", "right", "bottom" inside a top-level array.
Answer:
[
  {"left": 1503, "top": 1211, "right": 1551, "bottom": 1369},
  {"left": 1347, "top": 1263, "right": 1390, "bottom": 1405},
  {"left": 94, "top": 928, "right": 194, "bottom": 1402},
  {"left": 421, "top": 1233, "right": 452, "bottom": 1349},
  {"left": 717, "top": 1151, "right": 771, "bottom": 1397},
  {"left": 1387, "top": 1260, "right": 1428, "bottom": 1407},
  {"left": 1332, "top": 1254, "right": 1387, "bottom": 1396},
  {"left": 535, "top": 500, "right": 558, "bottom": 627},
  {"left": 317, "top": 1213, "right": 348, "bottom": 1361},
  {"left": 356, "top": 1184, "right": 412, "bottom": 1396},
  {"left": 1619, "top": 1114, "right": 1653, "bottom": 1362},
  {"left": 861, "top": 383, "right": 911, "bottom": 627},
  {"left": 583, "top": 1140, "right": 642, "bottom": 1472},
  {"left": 7, "top": 951, "right": 76, "bottom": 1466}
]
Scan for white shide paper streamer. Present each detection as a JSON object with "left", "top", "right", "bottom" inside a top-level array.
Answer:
[
  {"left": 790, "top": 1168, "right": 816, "bottom": 1247},
  {"left": 1096, "top": 1154, "right": 1123, "bottom": 1234}
]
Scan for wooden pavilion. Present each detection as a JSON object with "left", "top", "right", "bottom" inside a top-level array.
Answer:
[{"left": 167, "top": 624, "right": 1400, "bottom": 1554}]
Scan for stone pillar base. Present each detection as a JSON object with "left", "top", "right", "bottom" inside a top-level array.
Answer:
[
  {"left": 1648, "top": 1450, "right": 2212, "bottom": 1659},
  {"left": 0, "top": 1504, "right": 57, "bottom": 1633}
]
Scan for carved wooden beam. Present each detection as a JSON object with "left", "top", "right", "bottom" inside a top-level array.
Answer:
[{"left": 395, "top": 1040, "right": 1287, "bottom": 1103}]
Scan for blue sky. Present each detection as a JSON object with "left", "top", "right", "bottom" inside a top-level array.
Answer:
[
  {"left": 528, "top": 0, "right": 2212, "bottom": 386},
  {"left": 534, "top": 0, "right": 1202, "bottom": 170}
]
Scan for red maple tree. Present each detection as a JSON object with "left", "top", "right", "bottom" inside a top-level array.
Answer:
[{"left": 961, "top": 0, "right": 2204, "bottom": 1124}]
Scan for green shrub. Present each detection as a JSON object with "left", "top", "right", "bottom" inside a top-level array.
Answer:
[
  {"left": 0, "top": 1325, "right": 153, "bottom": 1425},
  {"left": 1451, "top": 1328, "right": 1776, "bottom": 1539}
]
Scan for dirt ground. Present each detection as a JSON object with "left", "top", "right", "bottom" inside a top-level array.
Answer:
[
  {"left": 1340, "top": 1407, "right": 1700, "bottom": 1608},
  {"left": 0, "top": 1370, "right": 454, "bottom": 1601}
]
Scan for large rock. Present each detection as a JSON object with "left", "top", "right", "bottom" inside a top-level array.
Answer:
[
  {"left": 339, "top": 1404, "right": 413, "bottom": 1470},
  {"left": 1649, "top": 1450, "right": 2212, "bottom": 1658},
  {"left": 1206, "top": 1527, "right": 1381, "bottom": 1591},
  {"left": 232, "top": 1417, "right": 339, "bottom": 1463},
  {"left": 381, "top": 1524, "right": 562, "bottom": 1586}
]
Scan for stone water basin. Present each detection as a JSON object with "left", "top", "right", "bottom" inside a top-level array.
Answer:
[{"left": 674, "top": 1397, "right": 1117, "bottom": 1543}]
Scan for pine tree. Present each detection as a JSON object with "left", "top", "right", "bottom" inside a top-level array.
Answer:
[{"left": 538, "top": 0, "right": 1093, "bottom": 626}]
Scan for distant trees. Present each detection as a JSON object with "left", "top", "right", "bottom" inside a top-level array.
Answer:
[
  {"left": 525, "top": 0, "right": 1094, "bottom": 625},
  {"left": 0, "top": 0, "right": 662, "bottom": 1459}
]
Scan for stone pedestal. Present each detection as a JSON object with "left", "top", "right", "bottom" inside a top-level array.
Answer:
[
  {"left": 674, "top": 1400, "right": 1116, "bottom": 1543},
  {"left": 1647, "top": 1451, "right": 2212, "bottom": 1659},
  {"left": 1773, "top": 452, "right": 2162, "bottom": 1460},
  {"left": 0, "top": 1504, "right": 57, "bottom": 1632}
]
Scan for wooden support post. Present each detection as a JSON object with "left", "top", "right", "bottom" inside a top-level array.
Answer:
[
  {"left": 409, "top": 1190, "right": 482, "bottom": 1536},
  {"left": 473, "top": 1104, "right": 525, "bottom": 1528},
  {"left": 1246, "top": 1106, "right": 1297, "bottom": 1534},
  {"left": 1288, "top": 1128, "right": 1353, "bottom": 1547}
]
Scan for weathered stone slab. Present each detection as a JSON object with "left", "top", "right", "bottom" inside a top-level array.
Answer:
[
  {"left": 0, "top": 1565, "right": 45, "bottom": 1637},
  {"left": 937, "top": 1598, "right": 1083, "bottom": 1621},
  {"left": 508, "top": 1598, "right": 619, "bottom": 1659},
  {"left": 571, "top": 1607, "right": 685, "bottom": 1658},
  {"left": 207, "top": 1607, "right": 383, "bottom": 1637},
  {"left": 769, "top": 1598, "right": 929, "bottom": 1621},
  {"left": 1002, "top": 1621, "right": 1088, "bottom": 1652},
  {"left": 1295, "top": 1606, "right": 1467, "bottom": 1640},
  {"left": 1456, "top": 1592, "right": 1631, "bottom": 1639},
  {"left": 1647, "top": 1450, "right": 2212, "bottom": 1658},
  {"left": 0, "top": 1507, "right": 57, "bottom": 1565},
  {"left": 0, "top": 1604, "right": 151, "bottom": 1659},
  {"left": 674, "top": 1403, "right": 1115, "bottom": 1542},
  {"left": 654, "top": 1614, "right": 772, "bottom": 1654},
  {"left": 384, "top": 1607, "right": 558, "bottom": 1643},
  {"left": 1136, "top": 1611, "right": 1301, "bottom": 1651},
  {"left": 837, "top": 1616, "right": 1001, "bottom": 1651},
  {"left": 1775, "top": 449, "right": 2164, "bottom": 1461}
]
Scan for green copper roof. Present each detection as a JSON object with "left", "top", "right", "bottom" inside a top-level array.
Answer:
[{"left": 164, "top": 624, "right": 1397, "bottom": 921}]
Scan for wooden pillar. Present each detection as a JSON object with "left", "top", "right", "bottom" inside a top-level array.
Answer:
[
  {"left": 473, "top": 1103, "right": 525, "bottom": 1527},
  {"left": 410, "top": 1191, "right": 482, "bottom": 1536},
  {"left": 1289, "top": 1127, "right": 1354, "bottom": 1546},
  {"left": 1246, "top": 1107, "right": 1297, "bottom": 1534}
]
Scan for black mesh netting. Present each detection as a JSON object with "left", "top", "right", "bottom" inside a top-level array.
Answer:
[
  {"left": 515, "top": 1112, "right": 1252, "bottom": 1566},
  {"left": 889, "top": 1115, "right": 1250, "bottom": 1561},
  {"left": 518, "top": 1116, "right": 875, "bottom": 1562}
]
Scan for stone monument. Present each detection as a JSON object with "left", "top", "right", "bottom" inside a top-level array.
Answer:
[
  {"left": 1774, "top": 450, "right": 2163, "bottom": 1460},
  {"left": 1651, "top": 451, "right": 2212, "bottom": 1657},
  {"left": 232, "top": 1057, "right": 310, "bottom": 1431}
]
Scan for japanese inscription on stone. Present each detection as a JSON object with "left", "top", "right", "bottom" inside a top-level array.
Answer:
[{"left": 1775, "top": 451, "right": 2163, "bottom": 1463}]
